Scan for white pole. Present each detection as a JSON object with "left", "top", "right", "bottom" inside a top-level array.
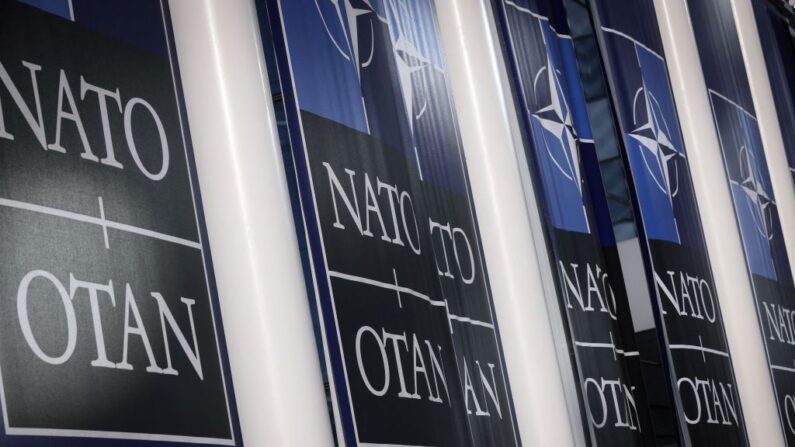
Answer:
[
  {"left": 731, "top": 0, "right": 795, "bottom": 282},
  {"left": 435, "top": 1, "right": 582, "bottom": 445},
  {"left": 168, "top": 1, "right": 336, "bottom": 445},
  {"left": 653, "top": 1, "right": 784, "bottom": 444}
]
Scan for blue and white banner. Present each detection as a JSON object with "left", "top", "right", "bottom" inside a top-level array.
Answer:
[
  {"left": 0, "top": 1, "right": 242, "bottom": 446},
  {"left": 592, "top": 0, "right": 749, "bottom": 444},
  {"left": 262, "top": 1, "right": 520, "bottom": 445},
  {"left": 494, "top": 1, "right": 648, "bottom": 444},
  {"left": 687, "top": 0, "right": 795, "bottom": 443}
]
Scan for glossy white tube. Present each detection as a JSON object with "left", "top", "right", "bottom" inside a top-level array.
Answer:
[{"left": 168, "top": 1, "right": 335, "bottom": 445}]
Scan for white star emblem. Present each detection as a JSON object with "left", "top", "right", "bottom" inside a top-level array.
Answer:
[
  {"left": 529, "top": 28, "right": 590, "bottom": 232},
  {"left": 532, "top": 52, "right": 582, "bottom": 194},
  {"left": 628, "top": 86, "right": 682, "bottom": 207},
  {"left": 738, "top": 145, "right": 774, "bottom": 241}
]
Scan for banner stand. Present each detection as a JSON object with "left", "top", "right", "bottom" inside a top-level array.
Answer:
[
  {"left": 732, "top": 0, "right": 795, "bottom": 284},
  {"left": 169, "top": 1, "right": 336, "bottom": 445},
  {"left": 653, "top": 1, "right": 784, "bottom": 444},
  {"left": 435, "top": 1, "right": 583, "bottom": 445}
]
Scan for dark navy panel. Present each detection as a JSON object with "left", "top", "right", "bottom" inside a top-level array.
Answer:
[
  {"left": 494, "top": 1, "right": 648, "bottom": 445},
  {"left": 262, "top": 0, "right": 520, "bottom": 445},
  {"left": 687, "top": 0, "right": 795, "bottom": 443},
  {"left": 753, "top": 3, "right": 795, "bottom": 195},
  {"left": 593, "top": 0, "right": 749, "bottom": 445},
  {"left": 71, "top": 0, "right": 169, "bottom": 58},
  {"left": 0, "top": 1, "right": 242, "bottom": 446}
]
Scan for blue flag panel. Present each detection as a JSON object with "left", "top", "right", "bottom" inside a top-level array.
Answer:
[
  {"left": 494, "top": 1, "right": 649, "bottom": 444},
  {"left": 592, "top": 0, "right": 749, "bottom": 445},
  {"left": 18, "top": 0, "right": 71, "bottom": 19},
  {"left": 687, "top": 0, "right": 795, "bottom": 443},
  {"left": 263, "top": 1, "right": 520, "bottom": 445}
]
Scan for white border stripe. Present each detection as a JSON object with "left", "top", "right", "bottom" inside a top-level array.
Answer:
[
  {"left": 600, "top": 26, "right": 665, "bottom": 62},
  {"left": 708, "top": 88, "right": 758, "bottom": 121},
  {"left": 503, "top": 0, "right": 572, "bottom": 39}
]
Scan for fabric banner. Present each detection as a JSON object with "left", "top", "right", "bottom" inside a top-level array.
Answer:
[
  {"left": 687, "top": 0, "right": 795, "bottom": 443},
  {"left": 591, "top": 0, "right": 749, "bottom": 445},
  {"left": 752, "top": 2, "right": 795, "bottom": 192},
  {"left": 493, "top": 1, "right": 647, "bottom": 444},
  {"left": 0, "top": 1, "right": 241, "bottom": 446},
  {"left": 263, "top": 1, "right": 520, "bottom": 445},
  {"left": 583, "top": 131, "right": 657, "bottom": 447}
]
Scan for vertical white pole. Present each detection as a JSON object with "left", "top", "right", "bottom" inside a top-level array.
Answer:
[
  {"left": 435, "top": 1, "right": 582, "bottom": 445},
  {"left": 168, "top": 1, "right": 336, "bottom": 446},
  {"left": 653, "top": 1, "right": 784, "bottom": 445},
  {"left": 731, "top": 0, "right": 795, "bottom": 279}
]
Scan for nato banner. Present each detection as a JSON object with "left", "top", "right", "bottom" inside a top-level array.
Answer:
[
  {"left": 752, "top": 1, "right": 795, "bottom": 190},
  {"left": 687, "top": 0, "right": 795, "bottom": 443},
  {"left": 263, "top": 1, "right": 520, "bottom": 445},
  {"left": 592, "top": 0, "right": 749, "bottom": 445},
  {"left": 493, "top": 1, "right": 647, "bottom": 444},
  {"left": 0, "top": 1, "right": 241, "bottom": 446}
]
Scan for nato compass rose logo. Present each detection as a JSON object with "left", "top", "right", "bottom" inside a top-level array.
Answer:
[
  {"left": 314, "top": 0, "right": 432, "bottom": 171},
  {"left": 629, "top": 87, "right": 681, "bottom": 208},
  {"left": 313, "top": 0, "right": 431, "bottom": 127},
  {"left": 313, "top": 0, "right": 382, "bottom": 79},
  {"left": 533, "top": 55, "right": 581, "bottom": 192},
  {"left": 627, "top": 84, "right": 684, "bottom": 242},
  {"left": 737, "top": 144, "right": 775, "bottom": 242},
  {"left": 530, "top": 38, "right": 590, "bottom": 234}
]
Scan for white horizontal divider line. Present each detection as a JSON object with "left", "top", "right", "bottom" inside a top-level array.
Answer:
[
  {"left": 668, "top": 342, "right": 729, "bottom": 361},
  {"left": 573, "top": 341, "right": 639, "bottom": 357},
  {"left": 328, "top": 270, "right": 445, "bottom": 306},
  {"left": 447, "top": 313, "right": 495, "bottom": 330},
  {"left": 573, "top": 332, "right": 639, "bottom": 360},
  {"left": 359, "top": 443, "right": 436, "bottom": 447},
  {"left": 0, "top": 196, "right": 201, "bottom": 250},
  {"left": 771, "top": 364, "right": 795, "bottom": 374},
  {"left": 573, "top": 340, "right": 612, "bottom": 349},
  {"left": 327, "top": 270, "right": 495, "bottom": 330},
  {"left": 708, "top": 88, "right": 758, "bottom": 121}
]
